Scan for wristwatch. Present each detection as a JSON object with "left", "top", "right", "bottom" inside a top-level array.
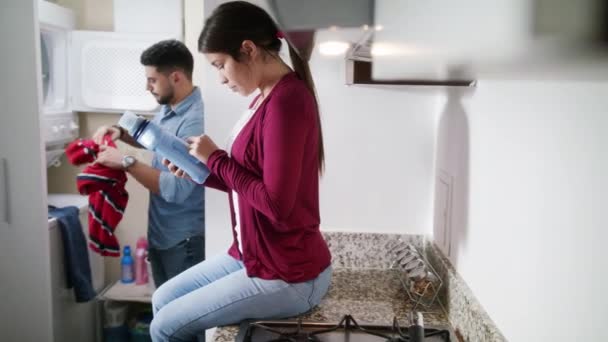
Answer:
[{"left": 121, "top": 155, "right": 136, "bottom": 170}]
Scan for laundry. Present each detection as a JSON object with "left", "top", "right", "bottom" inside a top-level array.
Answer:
[
  {"left": 65, "top": 135, "right": 128, "bottom": 257},
  {"left": 48, "top": 205, "right": 97, "bottom": 302}
]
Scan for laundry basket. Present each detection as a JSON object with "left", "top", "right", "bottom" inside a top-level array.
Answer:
[
  {"left": 103, "top": 301, "right": 129, "bottom": 342},
  {"left": 130, "top": 310, "right": 153, "bottom": 342}
]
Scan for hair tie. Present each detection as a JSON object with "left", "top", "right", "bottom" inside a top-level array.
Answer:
[{"left": 276, "top": 31, "right": 285, "bottom": 39}]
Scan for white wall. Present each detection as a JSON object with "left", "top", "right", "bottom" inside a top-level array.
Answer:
[
  {"left": 311, "top": 48, "right": 439, "bottom": 234},
  {"left": 436, "top": 79, "right": 608, "bottom": 341}
]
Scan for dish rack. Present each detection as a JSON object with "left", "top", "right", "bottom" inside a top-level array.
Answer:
[{"left": 388, "top": 240, "right": 443, "bottom": 310}]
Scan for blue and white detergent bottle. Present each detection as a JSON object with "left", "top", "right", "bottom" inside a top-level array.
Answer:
[
  {"left": 120, "top": 245, "right": 134, "bottom": 284},
  {"left": 117, "top": 111, "right": 210, "bottom": 184}
]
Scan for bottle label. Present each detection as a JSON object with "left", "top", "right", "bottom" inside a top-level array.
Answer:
[{"left": 121, "top": 265, "right": 133, "bottom": 283}]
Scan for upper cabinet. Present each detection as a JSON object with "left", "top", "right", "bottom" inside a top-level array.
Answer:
[
  {"left": 69, "top": 30, "right": 173, "bottom": 113},
  {"left": 39, "top": 0, "right": 180, "bottom": 115},
  {"left": 372, "top": 0, "right": 608, "bottom": 81},
  {"left": 266, "top": 0, "right": 608, "bottom": 83}
]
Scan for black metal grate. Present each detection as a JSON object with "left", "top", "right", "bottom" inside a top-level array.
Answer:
[{"left": 237, "top": 315, "right": 451, "bottom": 342}]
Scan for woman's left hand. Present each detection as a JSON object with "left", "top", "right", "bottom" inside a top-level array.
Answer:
[{"left": 187, "top": 135, "right": 219, "bottom": 164}]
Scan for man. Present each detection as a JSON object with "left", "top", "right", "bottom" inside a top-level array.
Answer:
[{"left": 94, "top": 39, "right": 205, "bottom": 287}]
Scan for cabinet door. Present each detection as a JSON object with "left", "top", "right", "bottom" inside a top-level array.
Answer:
[
  {"left": 372, "top": 0, "right": 607, "bottom": 80},
  {"left": 434, "top": 171, "right": 453, "bottom": 257},
  {"left": 0, "top": 0, "right": 54, "bottom": 341},
  {"left": 372, "top": 0, "right": 530, "bottom": 80}
]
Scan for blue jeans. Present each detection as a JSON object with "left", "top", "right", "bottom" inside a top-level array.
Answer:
[
  {"left": 148, "top": 235, "right": 205, "bottom": 287},
  {"left": 150, "top": 253, "right": 333, "bottom": 342}
]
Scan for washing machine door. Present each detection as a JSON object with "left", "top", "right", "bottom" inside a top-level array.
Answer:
[{"left": 40, "top": 33, "right": 51, "bottom": 103}]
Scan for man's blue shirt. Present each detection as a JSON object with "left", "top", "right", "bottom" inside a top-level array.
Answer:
[{"left": 148, "top": 87, "right": 204, "bottom": 249}]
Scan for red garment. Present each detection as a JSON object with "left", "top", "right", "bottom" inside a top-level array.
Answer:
[
  {"left": 65, "top": 137, "right": 101, "bottom": 165},
  {"left": 65, "top": 136, "right": 128, "bottom": 257},
  {"left": 206, "top": 72, "right": 331, "bottom": 283}
]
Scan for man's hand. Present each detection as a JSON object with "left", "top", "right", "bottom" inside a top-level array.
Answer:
[
  {"left": 92, "top": 125, "right": 121, "bottom": 145},
  {"left": 162, "top": 158, "right": 192, "bottom": 181},
  {"left": 96, "top": 145, "right": 126, "bottom": 170}
]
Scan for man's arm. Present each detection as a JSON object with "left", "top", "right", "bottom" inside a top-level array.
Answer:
[
  {"left": 125, "top": 160, "right": 160, "bottom": 194},
  {"left": 114, "top": 125, "right": 144, "bottom": 149},
  {"left": 95, "top": 145, "right": 160, "bottom": 194}
]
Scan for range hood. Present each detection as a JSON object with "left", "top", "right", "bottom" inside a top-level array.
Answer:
[
  {"left": 265, "top": 0, "right": 373, "bottom": 61},
  {"left": 265, "top": 0, "right": 608, "bottom": 84}
]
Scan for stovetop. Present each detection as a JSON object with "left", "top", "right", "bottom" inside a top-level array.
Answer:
[{"left": 235, "top": 315, "right": 453, "bottom": 342}]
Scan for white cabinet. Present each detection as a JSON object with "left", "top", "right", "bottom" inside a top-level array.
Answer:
[
  {"left": 0, "top": 0, "right": 54, "bottom": 341},
  {"left": 114, "top": 0, "right": 183, "bottom": 39},
  {"left": 371, "top": 0, "right": 608, "bottom": 80}
]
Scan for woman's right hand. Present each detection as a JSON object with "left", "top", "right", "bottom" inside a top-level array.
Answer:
[
  {"left": 93, "top": 125, "right": 121, "bottom": 145},
  {"left": 163, "top": 158, "right": 192, "bottom": 181}
]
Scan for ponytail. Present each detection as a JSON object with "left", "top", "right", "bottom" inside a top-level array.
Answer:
[{"left": 287, "top": 43, "right": 325, "bottom": 175}]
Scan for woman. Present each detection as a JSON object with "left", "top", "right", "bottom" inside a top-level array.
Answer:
[{"left": 150, "top": 1, "right": 332, "bottom": 341}]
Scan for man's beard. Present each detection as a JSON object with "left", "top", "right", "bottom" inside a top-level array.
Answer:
[{"left": 155, "top": 89, "right": 174, "bottom": 105}]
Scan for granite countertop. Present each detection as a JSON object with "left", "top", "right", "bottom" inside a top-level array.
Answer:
[{"left": 212, "top": 268, "right": 450, "bottom": 342}]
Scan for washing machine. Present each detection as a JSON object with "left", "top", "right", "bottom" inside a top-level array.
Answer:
[
  {"left": 38, "top": 0, "right": 80, "bottom": 168},
  {"left": 48, "top": 193, "right": 105, "bottom": 342}
]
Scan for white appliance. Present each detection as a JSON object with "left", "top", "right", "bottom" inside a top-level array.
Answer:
[
  {"left": 48, "top": 193, "right": 105, "bottom": 342},
  {"left": 39, "top": 0, "right": 78, "bottom": 167},
  {"left": 38, "top": 0, "right": 174, "bottom": 167}
]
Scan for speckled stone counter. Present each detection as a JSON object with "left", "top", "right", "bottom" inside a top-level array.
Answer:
[
  {"left": 424, "top": 242, "right": 507, "bottom": 342},
  {"left": 212, "top": 268, "right": 451, "bottom": 342},
  {"left": 212, "top": 231, "right": 506, "bottom": 342}
]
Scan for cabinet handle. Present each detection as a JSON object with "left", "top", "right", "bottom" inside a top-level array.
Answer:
[{"left": 0, "top": 158, "right": 9, "bottom": 224}]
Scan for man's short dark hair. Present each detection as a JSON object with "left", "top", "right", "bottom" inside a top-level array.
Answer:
[{"left": 140, "top": 39, "right": 194, "bottom": 80}]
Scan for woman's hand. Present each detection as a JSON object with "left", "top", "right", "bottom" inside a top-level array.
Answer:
[
  {"left": 162, "top": 158, "right": 192, "bottom": 181},
  {"left": 187, "top": 135, "right": 219, "bottom": 164}
]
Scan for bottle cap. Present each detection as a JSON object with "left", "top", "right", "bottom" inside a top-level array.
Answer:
[
  {"left": 136, "top": 237, "right": 148, "bottom": 249},
  {"left": 123, "top": 245, "right": 131, "bottom": 255},
  {"left": 117, "top": 111, "right": 145, "bottom": 136}
]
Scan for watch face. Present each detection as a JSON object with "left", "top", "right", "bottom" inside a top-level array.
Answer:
[{"left": 122, "top": 156, "right": 135, "bottom": 168}]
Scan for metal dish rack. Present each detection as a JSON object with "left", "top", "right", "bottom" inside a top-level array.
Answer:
[{"left": 388, "top": 240, "right": 443, "bottom": 310}]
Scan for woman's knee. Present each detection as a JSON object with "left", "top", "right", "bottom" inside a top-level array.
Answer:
[
  {"left": 150, "top": 306, "right": 201, "bottom": 342},
  {"left": 151, "top": 284, "right": 171, "bottom": 313},
  {"left": 149, "top": 312, "right": 169, "bottom": 341}
]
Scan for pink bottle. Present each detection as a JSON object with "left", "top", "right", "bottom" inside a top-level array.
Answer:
[{"left": 135, "top": 237, "right": 149, "bottom": 285}]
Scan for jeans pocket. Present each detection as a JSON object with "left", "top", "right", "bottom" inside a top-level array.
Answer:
[
  {"left": 288, "top": 281, "right": 314, "bottom": 308},
  {"left": 173, "top": 237, "right": 190, "bottom": 249},
  {"left": 184, "top": 236, "right": 204, "bottom": 266}
]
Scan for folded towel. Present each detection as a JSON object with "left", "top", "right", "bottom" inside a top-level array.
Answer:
[
  {"left": 65, "top": 135, "right": 128, "bottom": 257},
  {"left": 48, "top": 205, "right": 97, "bottom": 303}
]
